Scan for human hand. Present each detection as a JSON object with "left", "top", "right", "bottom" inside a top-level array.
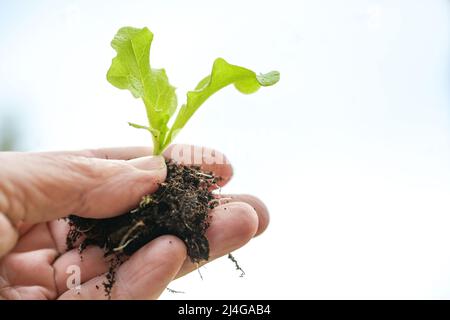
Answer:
[{"left": 0, "top": 145, "right": 269, "bottom": 299}]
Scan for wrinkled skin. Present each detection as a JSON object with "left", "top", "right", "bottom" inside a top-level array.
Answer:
[{"left": 0, "top": 145, "right": 269, "bottom": 299}]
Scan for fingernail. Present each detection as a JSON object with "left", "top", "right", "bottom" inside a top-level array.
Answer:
[{"left": 128, "top": 155, "right": 166, "bottom": 171}]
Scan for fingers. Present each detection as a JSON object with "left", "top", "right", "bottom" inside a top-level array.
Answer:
[
  {"left": 0, "top": 248, "right": 58, "bottom": 291},
  {"left": 53, "top": 245, "right": 109, "bottom": 295},
  {"left": 175, "top": 202, "right": 259, "bottom": 279},
  {"left": 0, "top": 212, "right": 19, "bottom": 258},
  {"left": 11, "top": 223, "right": 55, "bottom": 253},
  {"left": 46, "top": 144, "right": 233, "bottom": 186},
  {"left": 218, "top": 194, "right": 270, "bottom": 236},
  {"left": 0, "top": 152, "right": 167, "bottom": 224},
  {"left": 52, "top": 194, "right": 269, "bottom": 292},
  {"left": 58, "top": 235, "right": 186, "bottom": 300}
]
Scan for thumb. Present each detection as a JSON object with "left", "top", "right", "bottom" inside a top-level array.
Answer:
[{"left": 0, "top": 152, "right": 167, "bottom": 224}]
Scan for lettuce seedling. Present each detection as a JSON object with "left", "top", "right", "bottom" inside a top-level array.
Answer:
[{"left": 107, "top": 26, "right": 279, "bottom": 155}]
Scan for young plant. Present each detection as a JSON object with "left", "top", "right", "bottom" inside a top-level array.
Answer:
[
  {"left": 106, "top": 26, "right": 279, "bottom": 155},
  {"left": 67, "top": 27, "right": 279, "bottom": 296}
]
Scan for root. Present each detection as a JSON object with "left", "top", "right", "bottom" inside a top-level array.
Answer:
[
  {"left": 166, "top": 287, "right": 185, "bottom": 294},
  {"left": 228, "top": 253, "right": 245, "bottom": 277},
  {"left": 113, "top": 220, "right": 145, "bottom": 252},
  {"left": 196, "top": 263, "right": 204, "bottom": 280},
  {"left": 77, "top": 225, "right": 95, "bottom": 233},
  {"left": 139, "top": 194, "right": 153, "bottom": 208},
  {"left": 195, "top": 172, "right": 214, "bottom": 179},
  {"left": 113, "top": 236, "right": 138, "bottom": 252}
]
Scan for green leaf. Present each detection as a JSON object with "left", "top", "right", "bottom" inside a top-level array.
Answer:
[
  {"left": 107, "top": 27, "right": 177, "bottom": 154},
  {"left": 256, "top": 71, "right": 280, "bottom": 86},
  {"left": 107, "top": 26, "right": 280, "bottom": 154},
  {"left": 163, "top": 58, "right": 280, "bottom": 149}
]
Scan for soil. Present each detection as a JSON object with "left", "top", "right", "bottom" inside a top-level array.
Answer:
[{"left": 66, "top": 160, "right": 221, "bottom": 297}]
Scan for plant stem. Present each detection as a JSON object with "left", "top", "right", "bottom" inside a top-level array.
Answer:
[{"left": 152, "top": 136, "right": 161, "bottom": 155}]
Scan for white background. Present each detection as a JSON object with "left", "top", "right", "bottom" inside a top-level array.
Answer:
[{"left": 0, "top": 0, "right": 449, "bottom": 299}]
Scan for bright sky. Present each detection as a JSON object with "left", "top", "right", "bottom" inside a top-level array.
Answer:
[{"left": 0, "top": 0, "right": 449, "bottom": 299}]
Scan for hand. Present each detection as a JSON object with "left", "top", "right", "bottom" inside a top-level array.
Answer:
[{"left": 0, "top": 145, "right": 269, "bottom": 299}]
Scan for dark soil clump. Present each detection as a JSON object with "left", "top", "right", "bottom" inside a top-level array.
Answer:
[{"left": 66, "top": 160, "right": 220, "bottom": 297}]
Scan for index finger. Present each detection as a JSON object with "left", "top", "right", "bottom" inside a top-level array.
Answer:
[
  {"left": 43, "top": 144, "right": 234, "bottom": 187},
  {"left": 164, "top": 144, "right": 233, "bottom": 187}
]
